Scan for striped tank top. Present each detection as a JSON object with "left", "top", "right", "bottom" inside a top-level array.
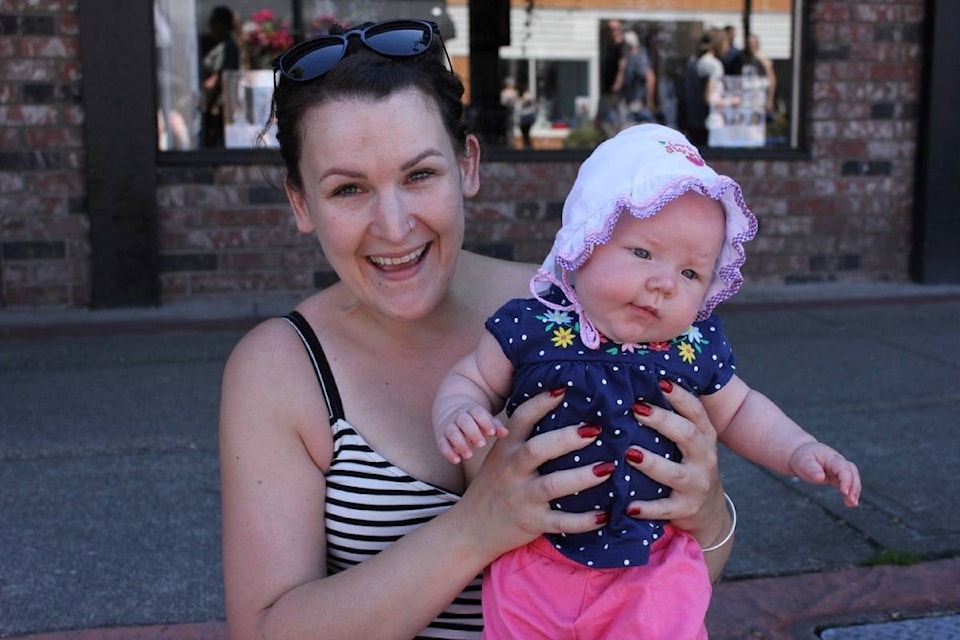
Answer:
[{"left": 284, "top": 312, "right": 484, "bottom": 639}]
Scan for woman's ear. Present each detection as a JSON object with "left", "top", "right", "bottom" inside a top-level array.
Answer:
[
  {"left": 285, "top": 178, "right": 316, "bottom": 234},
  {"left": 459, "top": 134, "right": 481, "bottom": 198}
]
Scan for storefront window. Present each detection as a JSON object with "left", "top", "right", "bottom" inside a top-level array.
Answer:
[
  {"left": 154, "top": 0, "right": 802, "bottom": 153},
  {"left": 486, "top": 1, "right": 800, "bottom": 151}
]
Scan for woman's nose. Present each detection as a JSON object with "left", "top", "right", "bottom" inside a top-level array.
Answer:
[{"left": 371, "top": 191, "right": 413, "bottom": 240}]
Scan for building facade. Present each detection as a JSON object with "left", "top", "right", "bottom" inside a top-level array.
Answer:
[{"left": 0, "top": 0, "right": 957, "bottom": 309}]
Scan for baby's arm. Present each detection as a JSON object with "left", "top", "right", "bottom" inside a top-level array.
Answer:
[
  {"left": 702, "top": 376, "right": 861, "bottom": 507},
  {"left": 432, "top": 330, "right": 515, "bottom": 465}
]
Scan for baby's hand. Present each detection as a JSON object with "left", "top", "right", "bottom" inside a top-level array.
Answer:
[
  {"left": 436, "top": 406, "right": 508, "bottom": 465},
  {"left": 789, "top": 442, "right": 862, "bottom": 507}
]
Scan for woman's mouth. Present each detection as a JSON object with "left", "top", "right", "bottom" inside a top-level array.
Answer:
[{"left": 368, "top": 244, "right": 428, "bottom": 270}]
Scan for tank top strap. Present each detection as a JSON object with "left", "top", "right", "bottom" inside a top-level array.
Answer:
[{"left": 283, "top": 311, "right": 346, "bottom": 424}]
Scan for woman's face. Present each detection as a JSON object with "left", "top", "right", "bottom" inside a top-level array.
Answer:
[{"left": 287, "top": 89, "right": 480, "bottom": 322}]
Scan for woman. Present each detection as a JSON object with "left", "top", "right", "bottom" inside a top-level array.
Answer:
[
  {"left": 743, "top": 33, "right": 777, "bottom": 116},
  {"left": 200, "top": 5, "right": 240, "bottom": 148},
  {"left": 682, "top": 28, "right": 738, "bottom": 148},
  {"left": 219, "top": 19, "right": 735, "bottom": 640}
]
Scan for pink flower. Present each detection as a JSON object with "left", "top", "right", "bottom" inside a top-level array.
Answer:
[{"left": 243, "top": 8, "right": 295, "bottom": 68}]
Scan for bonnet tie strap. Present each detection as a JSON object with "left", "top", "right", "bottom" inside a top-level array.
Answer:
[{"left": 530, "top": 269, "right": 601, "bottom": 350}]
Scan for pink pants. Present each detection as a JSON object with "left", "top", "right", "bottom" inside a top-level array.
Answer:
[{"left": 481, "top": 526, "right": 711, "bottom": 639}]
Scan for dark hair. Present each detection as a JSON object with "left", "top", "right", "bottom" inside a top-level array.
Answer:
[
  {"left": 699, "top": 28, "right": 725, "bottom": 55},
  {"left": 267, "top": 25, "right": 468, "bottom": 192},
  {"left": 208, "top": 6, "right": 235, "bottom": 34}
]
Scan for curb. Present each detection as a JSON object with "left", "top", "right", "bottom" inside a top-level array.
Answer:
[{"left": 706, "top": 558, "right": 960, "bottom": 639}]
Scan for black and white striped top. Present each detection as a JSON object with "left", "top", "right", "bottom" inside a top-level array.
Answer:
[{"left": 285, "top": 312, "right": 484, "bottom": 639}]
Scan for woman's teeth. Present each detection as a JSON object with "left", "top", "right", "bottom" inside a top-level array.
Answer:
[{"left": 369, "top": 246, "right": 426, "bottom": 267}]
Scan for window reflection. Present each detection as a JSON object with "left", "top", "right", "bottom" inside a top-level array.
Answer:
[
  {"left": 155, "top": 0, "right": 799, "bottom": 152},
  {"left": 480, "top": 2, "right": 797, "bottom": 151}
]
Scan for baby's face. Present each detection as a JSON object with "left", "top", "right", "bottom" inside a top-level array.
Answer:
[{"left": 573, "top": 192, "right": 724, "bottom": 344}]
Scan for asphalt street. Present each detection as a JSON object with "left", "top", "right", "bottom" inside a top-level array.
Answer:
[{"left": 1, "top": 283, "right": 959, "bottom": 639}]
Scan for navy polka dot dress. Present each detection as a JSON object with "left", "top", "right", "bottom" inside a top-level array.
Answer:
[{"left": 486, "top": 286, "right": 736, "bottom": 569}]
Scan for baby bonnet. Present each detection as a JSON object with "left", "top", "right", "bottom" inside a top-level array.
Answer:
[{"left": 532, "top": 123, "right": 758, "bottom": 347}]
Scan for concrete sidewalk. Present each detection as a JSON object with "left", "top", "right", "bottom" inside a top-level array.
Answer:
[{"left": 2, "top": 282, "right": 960, "bottom": 639}]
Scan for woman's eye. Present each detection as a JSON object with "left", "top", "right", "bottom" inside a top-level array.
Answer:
[
  {"left": 331, "top": 183, "right": 361, "bottom": 197},
  {"left": 632, "top": 248, "right": 651, "bottom": 259},
  {"left": 681, "top": 268, "right": 699, "bottom": 280},
  {"left": 409, "top": 168, "right": 436, "bottom": 182}
]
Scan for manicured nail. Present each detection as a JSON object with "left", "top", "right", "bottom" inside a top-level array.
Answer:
[
  {"left": 592, "top": 461, "right": 615, "bottom": 477},
  {"left": 626, "top": 506, "right": 642, "bottom": 517},
  {"left": 632, "top": 402, "right": 652, "bottom": 417},
  {"left": 577, "top": 424, "right": 602, "bottom": 438},
  {"left": 595, "top": 512, "right": 610, "bottom": 524},
  {"left": 658, "top": 379, "right": 674, "bottom": 393},
  {"left": 626, "top": 448, "right": 644, "bottom": 464},
  {"left": 549, "top": 387, "right": 566, "bottom": 397}
]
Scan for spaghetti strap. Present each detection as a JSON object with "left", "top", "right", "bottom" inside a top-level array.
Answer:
[{"left": 283, "top": 311, "right": 345, "bottom": 424}]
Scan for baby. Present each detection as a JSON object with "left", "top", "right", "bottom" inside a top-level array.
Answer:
[{"left": 432, "top": 124, "right": 861, "bottom": 639}]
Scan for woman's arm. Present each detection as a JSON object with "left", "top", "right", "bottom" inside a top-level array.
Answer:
[
  {"left": 221, "top": 328, "right": 609, "bottom": 640},
  {"left": 622, "top": 381, "right": 734, "bottom": 580}
]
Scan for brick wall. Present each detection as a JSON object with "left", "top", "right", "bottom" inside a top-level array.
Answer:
[
  {"left": 0, "top": 0, "right": 928, "bottom": 308},
  {"left": 0, "top": 0, "right": 88, "bottom": 307}
]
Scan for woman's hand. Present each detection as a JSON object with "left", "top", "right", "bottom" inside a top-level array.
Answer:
[
  {"left": 454, "top": 389, "right": 611, "bottom": 562},
  {"left": 624, "top": 380, "right": 734, "bottom": 579}
]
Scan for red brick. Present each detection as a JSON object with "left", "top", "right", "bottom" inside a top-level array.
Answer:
[
  {"left": 24, "top": 125, "right": 82, "bottom": 148},
  {"left": 19, "top": 35, "right": 78, "bottom": 58},
  {"left": 814, "top": 3, "right": 852, "bottom": 23}
]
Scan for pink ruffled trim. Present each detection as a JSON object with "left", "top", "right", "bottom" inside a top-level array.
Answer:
[{"left": 535, "top": 176, "right": 758, "bottom": 346}]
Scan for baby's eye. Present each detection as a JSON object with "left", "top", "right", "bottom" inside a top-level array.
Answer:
[
  {"left": 681, "top": 268, "right": 699, "bottom": 280},
  {"left": 632, "top": 248, "right": 651, "bottom": 259}
]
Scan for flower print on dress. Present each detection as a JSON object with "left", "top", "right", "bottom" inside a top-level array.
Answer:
[
  {"left": 551, "top": 326, "right": 576, "bottom": 348},
  {"left": 536, "top": 309, "right": 574, "bottom": 330},
  {"left": 593, "top": 324, "right": 710, "bottom": 364},
  {"left": 681, "top": 325, "right": 706, "bottom": 346},
  {"left": 677, "top": 342, "right": 697, "bottom": 364}
]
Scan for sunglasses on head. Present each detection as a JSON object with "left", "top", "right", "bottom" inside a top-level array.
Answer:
[{"left": 272, "top": 19, "right": 450, "bottom": 84}]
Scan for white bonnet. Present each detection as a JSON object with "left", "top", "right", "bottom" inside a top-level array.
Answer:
[{"left": 532, "top": 124, "right": 758, "bottom": 346}]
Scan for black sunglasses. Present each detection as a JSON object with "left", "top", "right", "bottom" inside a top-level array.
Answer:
[{"left": 272, "top": 19, "right": 450, "bottom": 84}]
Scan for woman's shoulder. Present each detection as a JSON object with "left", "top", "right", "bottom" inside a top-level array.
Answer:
[
  {"left": 458, "top": 251, "right": 537, "bottom": 308},
  {"left": 223, "top": 291, "right": 338, "bottom": 406},
  {"left": 221, "top": 296, "right": 336, "bottom": 457}
]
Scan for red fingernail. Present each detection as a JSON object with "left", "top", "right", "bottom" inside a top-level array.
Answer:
[
  {"left": 595, "top": 512, "right": 610, "bottom": 524},
  {"left": 659, "top": 379, "right": 674, "bottom": 393},
  {"left": 627, "top": 506, "right": 642, "bottom": 517},
  {"left": 626, "top": 448, "right": 644, "bottom": 464},
  {"left": 577, "top": 424, "right": 602, "bottom": 438},
  {"left": 592, "top": 461, "right": 615, "bottom": 477},
  {"left": 632, "top": 402, "right": 652, "bottom": 417},
  {"left": 549, "top": 387, "right": 566, "bottom": 397}
]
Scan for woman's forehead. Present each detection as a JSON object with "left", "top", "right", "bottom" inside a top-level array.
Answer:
[{"left": 301, "top": 90, "right": 448, "bottom": 158}]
